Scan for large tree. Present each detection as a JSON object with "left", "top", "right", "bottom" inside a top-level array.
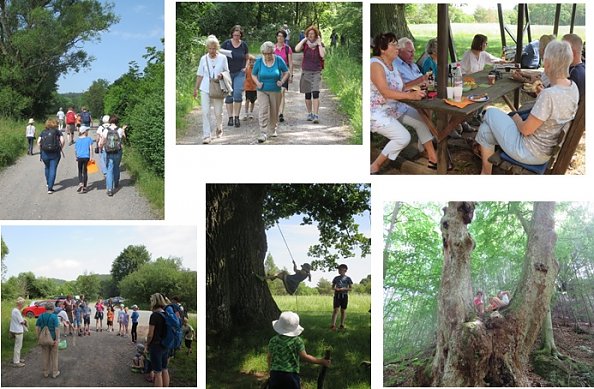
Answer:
[
  {"left": 0, "top": 0, "right": 117, "bottom": 117},
  {"left": 431, "top": 202, "right": 558, "bottom": 386},
  {"left": 110, "top": 244, "right": 151, "bottom": 286},
  {"left": 206, "top": 184, "right": 370, "bottom": 336},
  {"left": 370, "top": 4, "right": 412, "bottom": 41}
]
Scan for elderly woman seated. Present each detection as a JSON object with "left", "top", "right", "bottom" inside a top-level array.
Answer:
[{"left": 476, "top": 40, "right": 579, "bottom": 174}]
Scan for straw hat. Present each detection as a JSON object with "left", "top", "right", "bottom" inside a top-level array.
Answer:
[
  {"left": 272, "top": 311, "right": 303, "bottom": 337},
  {"left": 102, "top": 115, "right": 110, "bottom": 124},
  {"left": 28, "top": 118, "right": 34, "bottom": 124}
]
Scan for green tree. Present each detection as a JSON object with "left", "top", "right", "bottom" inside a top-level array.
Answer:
[
  {"left": 316, "top": 277, "right": 333, "bottom": 295},
  {"left": 82, "top": 79, "right": 110, "bottom": 119},
  {"left": 111, "top": 245, "right": 151, "bottom": 286},
  {"left": 76, "top": 273, "right": 101, "bottom": 299},
  {"left": 474, "top": 6, "right": 498, "bottom": 23},
  {"left": 0, "top": 0, "right": 118, "bottom": 118},
  {"left": 1, "top": 236, "right": 8, "bottom": 281}
]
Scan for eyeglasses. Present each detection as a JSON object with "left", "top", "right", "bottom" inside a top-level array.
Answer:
[
  {"left": 232, "top": 33, "right": 241, "bottom": 37},
  {"left": 388, "top": 42, "right": 399, "bottom": 48}
]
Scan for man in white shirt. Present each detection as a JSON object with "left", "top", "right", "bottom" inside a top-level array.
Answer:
[
  {"left": 56, "top": 108, "right": 65, "bottom": 131},
  {"left": 10, "top": 297, "right": 28, "bottom": 367}
]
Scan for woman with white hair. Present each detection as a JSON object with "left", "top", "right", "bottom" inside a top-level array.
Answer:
[
  {"left": 476, "top": 40, "right": 579, "bottom": 174},
  {"left": 420, "top": 38, "right": 438, "bottom": 76},
  {"left": 194, "top": 34, "right": 230, "bottom": 144},
  {"left": 10, "top": 297, "right": 27, "bottom": 367},
  {"left": 145, "top": 293, "right": 171, "bottom": 387},
  {"left": 252, "top": 41, "right": 289, "bottom": 143}
]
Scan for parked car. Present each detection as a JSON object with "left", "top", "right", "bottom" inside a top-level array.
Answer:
[
  {"left": 54, "top": 295, "right": 67, "bottom": 305},
  {"left": 108, "top": 296, "right": 126, "bottom": 306},
  {"left": 22, "top": 300, "right": 51, "bottom": 318}
]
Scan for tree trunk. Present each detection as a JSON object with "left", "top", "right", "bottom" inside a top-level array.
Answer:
[
  {"left": 206, "top": 184, "right": 281, "bottom": 336},
  {"left": 432, "top": 202, "right": 559, "bottom": 386},
  {"left": 370, "top": 4, "right": 413, "bottom": 41},
  {"left": 539, "top": 304, "right": 560, "bottom": 357}
]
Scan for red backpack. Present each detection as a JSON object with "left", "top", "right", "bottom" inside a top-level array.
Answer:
[{"left": 66, "top": 111, "right": 76, "bottom": 125}]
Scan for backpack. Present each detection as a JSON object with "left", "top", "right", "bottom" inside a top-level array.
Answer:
[
  {"left": 104, "top": 128, "right": 121, "bottom": 153},
  {"left": 66, "top": 111, "right": 76, "bottom": 124},
  {"left": 80, "top": 111, "right": 91, "bottom": 124},
  {"left": 158, "top": 305, "right": 183, "bottom": 350},
  {"left": 38, "top": 314, "right": 55, "bottom": 347},
  {"left": 40, "top": 129, "right": 61, "bottom": 152}
]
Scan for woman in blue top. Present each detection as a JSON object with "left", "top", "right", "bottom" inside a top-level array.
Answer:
[
  {"left": 36, "top": 302, "right": 61, "bottom": 378},
  {"left": 74, "top": 126, "right": 93, "bottom": 193},
  {"left": 252, "top": 41, "right": 289, "bottom": 143}
]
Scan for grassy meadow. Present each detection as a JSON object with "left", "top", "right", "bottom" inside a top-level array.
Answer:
[
  {"left": 0, "top": 117, "right": 27, "bottom": 171},
  {"left": 207, "top": 294, "right": 371, "bottom": 388}
]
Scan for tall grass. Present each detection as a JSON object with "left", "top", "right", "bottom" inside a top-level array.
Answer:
[
  {"left": 1, "top": 300, "right": 39, "bottom": 363},
  {"left": 0, "top": 117, "right": 26, "bottom": 170},
  {"left": 122, "top": 148, "right": 164, "bottom": 218},
  {"left": 169, "top": 314, "right": 198, "bottom": 386},
  {"left": 323, "top": 48, "right": 363, "bottom": 144},
  {"left": 207, "top": 294, "right": 371, "bottom": 388}
]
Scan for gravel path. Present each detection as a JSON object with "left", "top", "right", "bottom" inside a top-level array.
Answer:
[
  {"left": 177, "top": 52, "right": 353, "bottom": 145},
  {"left": 0, "top": 128, "right": 156, "bottom": 220}
]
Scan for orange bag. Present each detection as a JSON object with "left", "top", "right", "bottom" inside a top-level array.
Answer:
[{"left": 87, "top": 159, "right": 99, "bottom": 174}]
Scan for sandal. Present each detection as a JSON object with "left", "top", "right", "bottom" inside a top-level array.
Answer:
[{"left": 428, "top": 160, "right": 453, "bottom": 171}]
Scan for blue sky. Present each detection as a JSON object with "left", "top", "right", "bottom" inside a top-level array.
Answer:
[
  {"left": 57, "top": 0, "right": 164, "bottom": 93},
  {"left": 265, "top": 212, "right": 371, "bottom": 287},
  {"left": 2, "top": 226, "right": 197, "bottom": 281}
]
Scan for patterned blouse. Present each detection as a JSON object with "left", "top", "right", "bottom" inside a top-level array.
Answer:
[{"left": 370, "top": 57, "right": 408, "bottom": 128}]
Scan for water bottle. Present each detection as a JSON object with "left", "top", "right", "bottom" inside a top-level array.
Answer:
[{"left": 454, "top": 63, "right": 463, "bottom": 88}]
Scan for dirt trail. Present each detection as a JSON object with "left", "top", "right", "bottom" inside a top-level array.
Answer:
[
  {"left": 177, "top": 52, "right": 353, "bottom": 145},
  {"left": 0, "top": 129, "right": 156, "bottom": 220}
]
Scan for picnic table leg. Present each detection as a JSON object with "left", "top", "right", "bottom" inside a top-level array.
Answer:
[{"left": 436, "top": 113, "right": 449, "bottom": 174}]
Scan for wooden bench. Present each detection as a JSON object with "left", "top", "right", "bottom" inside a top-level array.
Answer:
[{"left": 489, "top": 99, "right": 585, "bottom": 174}]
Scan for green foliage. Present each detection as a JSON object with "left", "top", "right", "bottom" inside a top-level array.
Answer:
[
  {"left": 316, "top": 277, "right": 333, "bottom": 295},
  {"left": 82, "top": 79, "right": 110, "bottom": 119},
  {"left": 0, "top": 117, "right": 27, "bottom": 169},
  {"left": 262, "top": 184, "right": 370, "bottom": 270},
  {"left": 1, "top": 236, "right": 8, "bottom": 280},
  {"left": 473, "top": 6, "right": 499, "bottom": 24},
  {"left": 322, "top": 48, "right": 362, "bottom": 144},
  {"left": 99, "top": 274, "right": 118, "bottom": 299},
  {"left": 0, "top": 0, "right": 117, "bottom": 118},
  {"left": 121, "top": 147, "right": 164, "bottom": 217},
  {"left": 110, "top": 245, "right": 152, "bottom": 286},
  {"left": 2, "top": 301, "right": 39, "bottom": 362},
  {"left": 76, "top": 273, "right": 101, "bottom": 299},
  {"left": 119, "top": 257, "right": 197, "bottom": 311}
]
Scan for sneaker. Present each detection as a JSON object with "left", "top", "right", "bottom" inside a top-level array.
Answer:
[
  {"left": 202, "top": 136, "right": 211, "bottom": 144},
  {"left": 234, "top": 116, "right": 240, "bottom": 128},
  {"left": 249, "top": 113, "right": 254, "bottom": 120},
  {"left": 76, "top": 185, "right": 83, "bottom": 193},
  {"left": 313, "top": 114, "right": 319, "bottom": 124},
  {"left": 242, "top": 114, "right": 249, "bottom": 120},
  {"left": 257, "top": 133, "right": 267, "bottom": 143},
  {"left": 215, "top": 127, "right": 223, "bottom": 138},
  {"left": 52, "top": 371, "right": 60, "bottom": 378},
  {"left": 227, "top": 117, "right": 234, "bottom": 126},
  {"left": 279, "top": 114, "right": 285, "bottom": 122},
  {"left": 47, "top": 189, "right": 54, "bottom": 194},
  {"left": 271, "top": 130, "right": 278, "bottom": 137},
  {"left": 44, "top": 373, "right": 49, "bottom": 378},
  {"left": 12, "top": 362, "right": 25, "bottom": 368},
  {"left": 107, "top": 191, "right": 113, "bottom": 197},
  {"left": 307, "top": 112, "right": 313, "bottom": 121}
]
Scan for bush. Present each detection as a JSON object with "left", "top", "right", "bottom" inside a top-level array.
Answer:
[{"left": 0, "top": 117, "right": 26, "bottom": 169}]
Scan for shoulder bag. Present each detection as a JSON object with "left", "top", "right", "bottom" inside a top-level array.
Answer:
[
  {"left": 207, "top": 56, "right": 225, "bottom": 99},
  {"left": 38, "top": 314, "right": 54, "bottom": 347}
]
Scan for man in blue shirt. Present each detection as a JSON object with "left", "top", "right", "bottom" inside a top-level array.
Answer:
[
  {"left": 394, "top": 37, "right": 428, "bottom": 90},
  {"left": 562, "top": 33, "right": 585, "bottom": 101}
]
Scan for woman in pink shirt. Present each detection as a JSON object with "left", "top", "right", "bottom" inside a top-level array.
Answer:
[
  {"left": 294, "top": 26, "right": 325, "bottom": 124},
  {"left": 94, "top": 298, "right": 104, "bottom": 332},
  {"left": 274, "top": 29, "right": 294, "bottom": 124}
]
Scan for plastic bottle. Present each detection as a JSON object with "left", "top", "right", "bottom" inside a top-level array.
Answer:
[
  {"left": 454, "top": 63, "right": 463, "bottom": 88},
  {"left": 427, "top": 71, "right": 435, "bottom": 91}
]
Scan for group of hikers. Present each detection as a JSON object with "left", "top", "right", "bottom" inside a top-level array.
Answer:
[
  {"left": 194, "top": 23, "right": 327, "bottom": 144},
  {"left": 9, "top": 293, "right": 195, "bottom": 387},
  {"left": 26, "top": 108, "right": 126, "bottom": 196},
  {"left": 370, "top": 30, "right": 584, "bottom": 174},
  {"left": 256, "top": 262, "right": 354, "bottom": 389}
]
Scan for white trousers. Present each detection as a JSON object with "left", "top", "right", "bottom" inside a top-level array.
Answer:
[
  {"left": 201, "top": 92, "right": 224, "bottom": 138},
  {"left": 13, "top": 333, "right": 23, "bottom": 363},
  {"left": 373, "top": 107, "right": 433, "bottom": 160}
]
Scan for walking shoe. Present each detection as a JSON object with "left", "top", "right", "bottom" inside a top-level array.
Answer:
[
  {"left": 107, "top": 191, "right": 113, "bottom": 197},
  {"left": 47, "top": 189, "right": 54, "bottom": 194},
  {"left": 307, "top": 112, "right": 313, "bottom": 121},
  {"left": 215, "top": 127, "right": 223, "bottom": 138},
  {"left": 202, "top": 136, "right": 211, "bottom": 144},
  {"left": 12, "top": 362, "right": 25, "bottom": 368},
  {"left": 234, "top": 116, "right": 240, "bottom": 128},
  {"left": 52, "top": 371, "right": 60, "bottom": 378},
  {"left": 76, "top": 184, "right": 83, "bottom": 193},
  {"left": 339, "top": 325, "right": 345, "bottom": 330},
  {"left": 249, "top": 113, "right": 254, "bottom": 120},
  {"left": 271, "top": 129, "right": 278, "bottom": 137},
  {"left": 279, "top": 114, "right": 285, "bottom": 122},
  {"left": 257, "top": 133, "right": 267, "bottom": 143},
  {"left": 313, "top": 114, "right": 319, "bottom": 124},
  {"left": 242, "top": 114, "right": 249, "bottom": 120},
  {"left": 43, "top": 373, "right": 49, "bottom": 378},
  {"left": 227, "top": 117, "right": 234, "bottom": 126}
]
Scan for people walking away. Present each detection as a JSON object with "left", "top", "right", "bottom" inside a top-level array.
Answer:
[
  {"left": 295, "top": 26, "right": 325, "bottom": 124},
  {"left": 99, "top": 115, "right": 126, "bottom": 197},
  {"left": 95, "top": 298, "right": 105, "bottom": 331},
  {"left": 274, "top": 30, "right": 294, "bottom": 124},
  {"left": 282, "top": 23, "right": 290, "bottom": 46},
  {"left": 243, "top": 54, "right": 258, "bottom": 120},
  {"left": 330, "top": 264, "right": 353, "bottom": 330},
  {"left": 221, "top": 25, "right": 249, "bottom": 128},
  {"left": 146, "top": 293, "right": 172, "bottom": 387},
  {"left": 330, "top": 30, "right": 338, "bottom": 48},
  {"left": 95, "top": 115, "right": 110, "bottom": 175},
  {"left": 38, "top": 119, "right": 65, "bottom": 194},
  {"left": 10, "top": 297, "right": 28, "bottom": 367},
  {"left": 36, "top": 302, "right": 60, "bottom": 378},
  {"left": 267, "top": 311, "right": 331, "bottom": 389},
  {"left": 65, "top": 107, "right": 76, "bottom": 145},
  {"left": 252, "top": 41, "right": 289, "bottom": 143},
  {"left": 131, "top": 305, "right": 140, "bottom": 343},
  {"left": 56, "top": 108, "right": 65, "bottom": 131},
  {"left": 182, "top": 317, "right": 194, "bottom": 356},
  {"left": 79, "top": 107, "right": 92, "bottom": 128},
  {"left": 75, "top": 126, "right": 93, "bottom": 193},
  {"left": 25, "top": 118, "right": 36, "bottom": 155},
  {"left": 194, "top": 35, "right": 229, "bottom": 144}
]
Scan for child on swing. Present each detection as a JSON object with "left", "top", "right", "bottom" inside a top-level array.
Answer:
[{"left": 256, "top": 260, "right": 311, "bottom": 295}]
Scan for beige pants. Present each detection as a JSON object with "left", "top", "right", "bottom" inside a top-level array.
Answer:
[
  {"left": 257, "top": 91, "right": 282, "bottom": 135},
  {"left": 41, "top": 343, "right": 59, "bottom": 376},
  {"left": 13, "top": 333, "right": 23, "bottom": 363},
  {"left": 201, "top": 93, "right": 224, "bottom": 138}
]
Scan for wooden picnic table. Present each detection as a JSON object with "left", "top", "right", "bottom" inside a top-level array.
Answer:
[{"left": 404, "top": 69, "right": 524, "bottom": 174}]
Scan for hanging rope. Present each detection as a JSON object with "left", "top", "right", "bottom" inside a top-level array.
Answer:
[{"left": 277, "top": 223, "right": 296, "bottom": 262}]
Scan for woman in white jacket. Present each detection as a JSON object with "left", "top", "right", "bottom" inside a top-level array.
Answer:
[{"left": 194, "top": 35, "right": 230, "bottom": 144}]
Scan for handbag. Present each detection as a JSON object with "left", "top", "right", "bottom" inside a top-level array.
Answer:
[
  {"left": 37, "top": 315, "right": 54, "bottom": 347},
  {"left": 87, "top": 159, "right": 99, "bottom": 174},
  {"left": 207, "top": 57, "right": 225, "bottom": 99}
]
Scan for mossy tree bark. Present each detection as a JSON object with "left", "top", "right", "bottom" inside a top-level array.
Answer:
[{"left": 431, "top": 202, "right": 559, "bottom": 386}]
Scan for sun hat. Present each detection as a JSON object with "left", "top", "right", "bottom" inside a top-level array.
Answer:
[
  {"left": 102, "top": 115, "right": 110, "bottom": 124},
  {"left": 131, "top": 305, "right": 138, "bottom": 309},
  {"left": 28, "top": 118, "right": 34, "bottom": 124},
  {"left": 272, "top": 311, "right": 304, "bottom": 337},
  {"left": 79, "top": 125, "right": 89, "bottom": 133}
]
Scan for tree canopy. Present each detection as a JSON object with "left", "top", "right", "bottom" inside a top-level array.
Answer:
[{"left": 110, "top": 244, "right": 151, "bottom": 285}]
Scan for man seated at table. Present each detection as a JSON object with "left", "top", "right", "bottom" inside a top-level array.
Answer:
[
  {"left": 394, "top": 37, "right": 429, "bottom": 90},
  {"left": 476, "top": 41, "right": 579, "bottom": 174}
]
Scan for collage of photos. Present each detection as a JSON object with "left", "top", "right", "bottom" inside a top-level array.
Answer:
[{"left": 0, "top": 1, "right": 591, "bottom": 388}]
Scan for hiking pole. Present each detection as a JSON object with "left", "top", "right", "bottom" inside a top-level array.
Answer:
[{"left": 317, "top": 349, "right": 332, "bottom": 389}]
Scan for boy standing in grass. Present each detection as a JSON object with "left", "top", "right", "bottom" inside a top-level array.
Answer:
[
  {"left": 182, "top": 317, "right": 195, "bottom": 355},
  {"left": 330, "top": 264, "right": 353, "bottom": 331},
  {"left": 267, "top": 311, "right": 331, "bottom": 389}
]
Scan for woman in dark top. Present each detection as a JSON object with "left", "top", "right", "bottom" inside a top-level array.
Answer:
[
  {"left": 221, "top": 25, "right": 249, "bottom": 128},
  {"left": 37, "top": 119, "right": 64, "bottom": 194},
  {"left": 146, "top": 293, "right": 170, "bottom": 387},
  {"left": 294, "top": 25, "right": 325, "bottom": 124}
]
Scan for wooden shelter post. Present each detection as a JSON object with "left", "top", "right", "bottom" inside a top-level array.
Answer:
[
  {"left": 436, "top": 4, "right": 450, "bottom": 174},
  {"left": 570, "top": 4, "right": 577, "bottom": 34},
  {"left": 514, "top": 4, "right": 525, "bottom": 109},
  {"left": 553, "top": 4, "right": 561, "bottom": 36}
]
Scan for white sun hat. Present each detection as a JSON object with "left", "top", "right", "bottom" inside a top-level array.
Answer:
[{"left": 272, "top": 311, "right": 303, "bottom": 337}]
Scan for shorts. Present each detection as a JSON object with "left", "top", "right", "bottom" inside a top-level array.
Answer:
[
  {"left": 269, "top": 371, "right": 300, "bottom": 389},
  {"left": 66, "top": 124, "right": 76, "bottom": 134},
  {"left": 95, "top": 311, "right": 104, "bottom": 320},
  {"left": 73, "top": 318, "right": 81, "bottom": 327},
  {"left": 84, "top": 316, "right": 90, "bottom": 325},
  {"left": 66, "top": 311, "right": 73, "bottom": 322},
  {"left": 299, "top": 71, "right": 321, "bottom": 94},
  {"left": 107, "top": 320, "right": 113, "bottom": 326},
  {"left": 149, "top": 344, "right": 169, "bottom": 373},
  {"left": 245, "top": 90, "right": 257, "bottom": 103},
  {"left": 184, "top": 339, "right": 192, "bottom": 349},
  {"left": 333, "top": 293, "right": 349, "bottom": 310}
]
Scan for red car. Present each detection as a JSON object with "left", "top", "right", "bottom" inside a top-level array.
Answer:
[{"left": 21, "top": 300, "right": 51, "bottom": 318}]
